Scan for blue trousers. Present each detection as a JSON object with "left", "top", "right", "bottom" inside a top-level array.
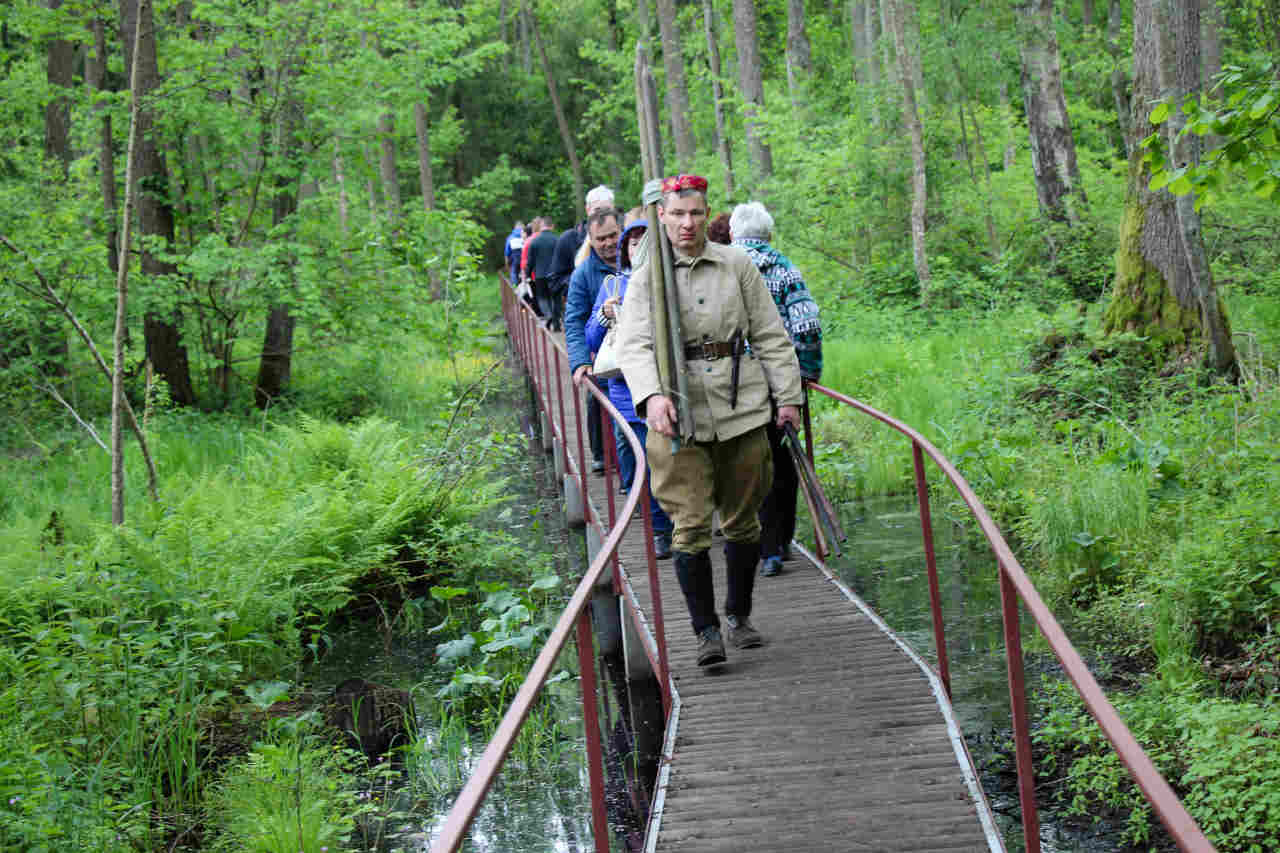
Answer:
[{"left": 613, "top": 421, "right": 672, "bottom": 534}]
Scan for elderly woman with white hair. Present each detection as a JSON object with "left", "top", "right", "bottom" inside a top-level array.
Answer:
[{"left": 729, "top": 201, "right": 824, "bottom": 578}]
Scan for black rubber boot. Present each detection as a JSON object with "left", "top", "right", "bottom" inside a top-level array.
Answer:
[
  {"left": 723, "top": 540, "right": 761, "bottom": 623},
  {"left": 673, "top": 550, "right": 719, "bottom": 636}
]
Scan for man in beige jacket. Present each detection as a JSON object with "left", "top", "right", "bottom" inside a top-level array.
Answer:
[{"left": 616, "top": 174, "right": 804, "bottom": 667}]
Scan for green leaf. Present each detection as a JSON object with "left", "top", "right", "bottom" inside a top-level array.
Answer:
[
  {"left": 1249, "top": 91, "right": 1276, "bottom": 119},
  {"left": 1148, "top": 171, "right": 1171, "bottom": 192},
  {"left": 1150, "top": 102, "right": 1171, "bottom": 124},
  {"left": 1168, "top": 175, "right": 1194, "bottom": 195},
  {"left": 1254, "top": 179, "right": 1277, "bottom": 199}
]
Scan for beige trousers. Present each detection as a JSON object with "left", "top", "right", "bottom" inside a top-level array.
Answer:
[{"left": 646, "top": 425, "right": 773, "bottom": 553}]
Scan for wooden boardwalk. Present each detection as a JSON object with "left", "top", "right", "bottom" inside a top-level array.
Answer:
[{"left": 537, "top": 340, "right": 1003, "bottom": 853}]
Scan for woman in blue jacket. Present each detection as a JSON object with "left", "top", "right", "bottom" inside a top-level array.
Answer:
[{"left": 584, "top": 218, "right": 673, "bottom": 560}]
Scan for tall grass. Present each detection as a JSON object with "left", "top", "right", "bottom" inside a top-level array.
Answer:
[{"left": 0, "top": 328, "right": 537, "bottom": 849}]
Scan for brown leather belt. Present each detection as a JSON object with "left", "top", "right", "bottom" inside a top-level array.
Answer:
[{"left": 683, "top": 340, "right": 736, "bottom": 361}]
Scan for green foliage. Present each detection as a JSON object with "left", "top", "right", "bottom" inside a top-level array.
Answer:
[
  {"left": 1145, "top": 58, "right": 1280, "bottom": 209},
  {"left": 206, "top": 716, "right": 362, "bottom": 853},
  {"left": 1035, "top": 682, "right": 1280, "bottom": 850}
]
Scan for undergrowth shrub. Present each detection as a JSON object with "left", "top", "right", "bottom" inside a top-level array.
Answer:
[
  {"left": 1035, "top": 682, "right": 1280, "bottom": 852},
  {"left": 205, "top": 715, "right": 362, "bottom": 853}
]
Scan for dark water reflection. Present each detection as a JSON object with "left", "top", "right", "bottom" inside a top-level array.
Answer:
[{"left": 307, "top": 380, "right": 598, "bottom": 852}]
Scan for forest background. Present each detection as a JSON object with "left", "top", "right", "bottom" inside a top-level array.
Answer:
[{"left": 1, "top": 0, "right": 1278, "bottom": 849}]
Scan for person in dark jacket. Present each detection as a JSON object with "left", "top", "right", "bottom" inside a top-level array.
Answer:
[
  {"left": 584, "top": 217, "right": 674, "bottom": 559},
  {"left": 548, "top": 185, "right": 616, "bottom": 333},
  {"left": 525, "top": 218, "right": 559, "bottom": 324},
  {"left": 729, "top": 201, "right": 823, "bottom": 578},
  {"left": 567, "top": 207, "right": 622, "bottom": 473}
]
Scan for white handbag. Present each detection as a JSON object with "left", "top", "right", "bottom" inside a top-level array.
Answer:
[{"left": 592, "top": 276, "right": 624, "bottom": 380}]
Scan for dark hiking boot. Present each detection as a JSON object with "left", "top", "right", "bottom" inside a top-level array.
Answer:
[
  {"left": 760, "top": 555, "right": 784, "bottom": 577},
  {"left": 725, "top": 613, "right": 764, "bottom": 649},
  {"left": 696, "top": 626, "right": 727, "bottom": 666}
]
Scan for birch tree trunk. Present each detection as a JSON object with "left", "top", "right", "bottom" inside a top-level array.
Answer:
[
  {"left": 119, "top": 0, "right": 196, "bottom": 406},
  {"left": 655, "top": 0, "right": 695, "bottom": 168},
  {"left": 1103, "top": 0, "right": 1235, "bottom": 375},
  {"left": 113, "top": 0, "right": 149, "bottom": 525},
  {"left": 703, "top": 0, "right": 734, "bottom": 196},
  {"left": 887, "top": 0, "right": 929, "bottom": 295},
  {"left": 1018, "top": 0, "right": 1087, "bottom": 224},
  {"left": 785, "top": 0, "right": 812, "bottom": 108},
  {"left": 528, "top": 2, "right": 584, "bottom": 207},
  {"left": 732, "top": 0, "right": 773, "bottom": 178}
]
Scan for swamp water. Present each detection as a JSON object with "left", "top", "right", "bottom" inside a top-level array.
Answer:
[{"left": 305, "top": 384, "right": 600, "bottom": 852}]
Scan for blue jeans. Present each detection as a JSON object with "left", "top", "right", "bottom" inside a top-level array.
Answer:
[{"left": 613, "top": 420, "right": 672, "bottom": 535}]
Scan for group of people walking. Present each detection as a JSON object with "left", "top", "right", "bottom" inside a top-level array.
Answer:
[{"left": 503, "top": 176, "right": 823, "bottom": 669}]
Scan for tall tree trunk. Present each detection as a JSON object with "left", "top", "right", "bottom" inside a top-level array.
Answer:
[
  {"left": 887, "top": 0, "right": 929, "bottom": 295},
  {"left": 785, "top": 0, "right": 812, "bottom": 108},
  {"left": 119, "top": 0, "right": 196, "bottom": 406},
  {"left": 1161, "top": 0, "right": 1234, "bottom": 372},
  {"left": 87, "top": 16, "right": 119, "bottom": 273},
  {"left": 378, "top": 110, "right": 400, "bottom": 225},
  {"left": 44, "top": 0, "right": 74, "bottom": 178},
  {"left": 850, "top": 1, "right": 867, "bottom": 83},
  {"left": 703, "top": 0, "right": 734, "bottom": 196},
  {"left": 333, "top": 138, "right": 350, "bottom": 237},
  {"left": 1081, "top": 0, "right": 1096, "bottom": 29},
  {"left": 1106, "top": 0, "right": 1132, "bottom": 156},
  {"left": 528, "top": 3, "right": 584, "bottom": 207},
  {"left": 655, "top": 0, "right": 696, "bottom": 169},
  {"left": 968, "top": 102, "right": 1001, "bottom": 257},
  {"left": 112, "top": 0, "right": 148, "bottom": 526},
  {"left": 1200, "top": 0, "right": 1222, "bottom": 88},
  {"left": 414, "top": 101, "right": 436, "bottom": 211},
  {"left": 255, "top": 68, "right": 302, "bottom": 409},
  {"left": 1103, "top": 0, "right": 1235, "bottom": 375},
  {"left": 498, "top": 0, "right": 509, "bottom": 71},
  {"left": 519, "top": 2, "right": 532, "bottom": 72},
  {"left": 996, "top": 49, "right": 1018, "bottom": 169},
  {"left": 1019, "top": 0, "right": 1087, "bottom": 224},
  {"left": 732, "top": 0, "right": 773, "bottom": 179},
  {"left": 902, "top": 0, "right": 927, "bottom": 112},
  {"left": 413, "top": 100, "right": 445, "bottom": 300}
]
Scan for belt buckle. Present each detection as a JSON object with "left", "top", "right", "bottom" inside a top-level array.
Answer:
[{"left": 701, "top": 340, "right": 721, "bottom": 361}]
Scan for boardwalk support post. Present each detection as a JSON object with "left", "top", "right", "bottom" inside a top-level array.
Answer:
[{"left": 564, "top": 473, "right": 585, "bottom": 527}]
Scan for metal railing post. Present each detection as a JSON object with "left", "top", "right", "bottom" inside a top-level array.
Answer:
[
  {"left": 571, "top": 376, "right": 590, "bottom": 524},
  {"left": 640, "top": 475, "right": 672, "bottom": 716},
  {"left": 912, "top": 440, "right": 951, "bottom": 699},
  {"left": 1000, "top": 561, "right": 1040, "bottom": 853},
  {"left": 575, "top": 608, "right": 611, "bottom": 853}
]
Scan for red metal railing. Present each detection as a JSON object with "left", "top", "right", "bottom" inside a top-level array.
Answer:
[
  {"left": 803, "top": 380, "right": 1216, "bottom": 853},
  {"left": 432, "top": 283, "right": 672, "bottom": 853},
  {"left": 436, "top": 279, "right": 1215, "bottom": 853}
]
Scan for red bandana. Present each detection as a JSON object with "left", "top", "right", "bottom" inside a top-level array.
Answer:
[{"left": 661, "top": 174, "right": 709, "bottom": 194}]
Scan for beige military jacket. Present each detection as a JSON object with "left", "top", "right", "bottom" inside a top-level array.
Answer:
[{"left": 617, "top": 240, "right": 803, "bottom": 442}]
